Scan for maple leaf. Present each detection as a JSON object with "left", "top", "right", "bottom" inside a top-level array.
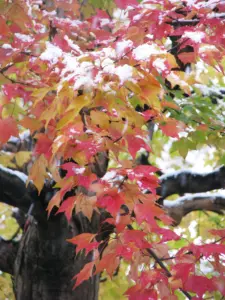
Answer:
[
  {"left": 28, "top": 154, "right": 48, "bottom": 194},
  {"left": 159, "top": 119, "right": 184, "bottom": 138},
  {"left": 171, "top": 263, "right": 194, "bottom": 283},
  {"left": 126, "top": 134, "right": 150, "bottom": 159},
  {"left": 3, "top": 84, "right": 31, "bottom": 103},
  {"left": 95, "top": 253, "right": 120, "bottom": 278},
  {"left": 76, "top": 194, "right": 97, "bottom": 221},
  {"left": 46, "top": 177, "right": 75, "bottom": 215},
  {"left": 15, "top": 151, "right": 31, "bottom": 168},
  {"left": 34, "top": 133, "right": 52, "bottom": 159},
  {"left": 0, "top": 117, "right": 18, "bottom": 144},
  {"left": 20, "top": 117, "right": 42, "bottom": 134},
  {"left": 209, "top": 229, "right": 225, "bottom": 238},
  {"left": 155, "top": 228, "right": 180, "bottom": 243},
  {"left": 67, "top": 233, "right": 97, "bottom": 255},
  {"left": 114, "top": 0, "right": 138, "bottom": 10},
  {"left": 57, "top": 196, "right": 76, "bottom": 221},
  {"left": 184, "top": 275, "right": 216, "bottom": 298},
  {"left": 125, "top": 284, "right": 158, "bottom": 300},
  {"left": 73, "top": 261, "right": 95, "bottom": 289},
  {"left": 134, "top": 198, "right": 164, "bottom": 227},
  {"left": 97, "top": 189, "right": 124, "bottom": 216},
  {"left": 122, "top": 229, "right": 150, "bottom": 249},
  {"left": 0, "top": 16, "right": 10, "bottom": 36}
]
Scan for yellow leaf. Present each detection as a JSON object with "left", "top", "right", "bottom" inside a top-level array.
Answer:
[
  {"left": 40, "top": 104, "right": 57, "bottom": 128},
  {"left": 76, "top": 194, "right": 97, "bottom": 221},
  {"left": 125, "top": 81, "right": 142, "bottom": 94},
  {"left": 15, "top": 151, "right": 31, "bottom": 168},
  {"left": 141, "top": 85, "right": 162, "bottom": 112},
  {"left": 91, "top": 110, "right": 109, "bottom": 129},
  {"left": 56, "top": 110, "right": 76, "bottom": 130},
  {"left": 32, "top": 87, "right": 52, "bottom": 107},
  {"left": 0, "top": 153, "right": 14, "bottom": 167},
  {"left": 28, "top": 154, "right": 48, "bottom": 194},
  {"left": 2, "top": 102, "right": 25, "bottom": 118},
  {"left": 66, "top": 94, "right": 92, "bottom": 113}
]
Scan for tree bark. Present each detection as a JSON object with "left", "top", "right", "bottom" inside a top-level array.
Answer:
[
  {"left": 1, "top": 163, "right": 225, "bottom": 299},
  {"left": 14, "top": 213, "right": 100, "bottom": 300}
]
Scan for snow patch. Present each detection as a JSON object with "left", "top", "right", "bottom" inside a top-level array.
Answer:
[
  {"left": 152, "top": 58, "right": 166, "bottom": 72},
  {"left": 40, "top": 42, "right": 63, "bottom": 64},
  {"left": 115, "top": 64, "right": 133, "bottom": 83},
  {"left": 183, "top": 31, "right": 205, "bottom": 43},
  {"left": 0, "top": 164, "right": 27, "bottom": 183},
  {"left": 15, "top": 33, "right": 34, "bottom": 43},
  {"left": 133, "top": 43, "right": 166, "bottom": 60},
  {"left": 116, "top": 40, "right": 133, "bottom": 57}
]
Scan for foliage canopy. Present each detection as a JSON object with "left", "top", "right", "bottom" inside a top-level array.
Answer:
[{"left": 0, "top": 0, "right": 225, "bottom": 299}]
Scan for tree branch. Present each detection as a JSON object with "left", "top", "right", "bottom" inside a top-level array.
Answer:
[
  {"left": 158, "top": 167, "right": 225, "bottom": 199},
  {"left": 164, "top": 192, "right": 225, "bottom": 225},
  {"left": 146, "top": 248, "right": 192, "bottom": 299},
  {"left": 0, "top": 164, "right": 46, "bottom": 223}
]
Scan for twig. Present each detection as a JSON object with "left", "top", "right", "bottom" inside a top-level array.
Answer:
[{"left": 146, "top": 248, "right": 192, "bottom": 299}]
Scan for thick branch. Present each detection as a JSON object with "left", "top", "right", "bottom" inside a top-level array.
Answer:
[
  {"left": 158, "top": 167, "right": 225, "bottom": 199},
  {"left": 164, "top": 193, "right": 225, "bottom": 225},
  {"left": 0, "top": 164, "right": 32, "bottom": 209},
  {"left": 0, "top": 237, "right": 18, "bottom": 274},
  {"left": 12, "top": 207, "right": 26, "bottom": 229},
  {"left": 0, "top": 164, "right": 46, "bottom": 223}
]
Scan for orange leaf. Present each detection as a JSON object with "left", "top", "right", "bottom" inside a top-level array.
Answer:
[
  {"left": 57, "top": 196, "right": 76, "bottom": 221},
  {"left": 159, "top": 119, "right": 185, "bottom": 138},
  {"left": 20, "top": 117, "right": 42, "bottom": 134},
  {"left": 95, "top": 253, "right": 120, "bottom": 278},
  {"left": 67, "top": 232, "right": 98, "bottom": 255},
  {"left": 73, "top": 261, "right": 95, "bottom": 289},
  {"left": 28, "top": 154, "right": 48, "bottom": 194},
  {"left": 0, "top": 117, "right": 18, "bottom": 144}
]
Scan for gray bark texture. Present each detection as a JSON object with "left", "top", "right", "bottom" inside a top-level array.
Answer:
[{"left": 13, "top": 213, "right": 100, "bottom": 300}]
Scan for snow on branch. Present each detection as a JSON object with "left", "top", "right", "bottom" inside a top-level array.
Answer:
[
  {"left": 0, "top": 164, "right": 37, "bottom": 213},
  {"left": 164, "top": 192, "right": 225, "bottom": 225},
  {"left": 158, "top": 166, "right": 225, "bottom": 199},
  {"left": 3, "top": 129, "right": 33, "bottom": 153}
]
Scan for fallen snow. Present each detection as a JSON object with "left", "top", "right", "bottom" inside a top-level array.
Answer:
[
  {"left": 132, "top": 43, "right": 166, "bottom": 60},
  {"left": 152, "top": 58, "right": 166, "bottom": 72},
  {"left": 2, "top": 44, "right": 13, "bottom": 49},
  {"left": 160, "top": 164, "right": 221, "bottom": 181},
  {"left": 72, "top": 167, "right": 85, "bottom": 174},
  {"left": 116, "top": 40, "right": 133, "bottom": 57},
  {"left": 164, "top": 191, "right": 225, "bottom": 208},
  {"left": 40, "top": 42, "right": 63, "bottom": 64},
  {"left": 114, "top": 64, "right": 133, "bottom": 83},
  {"left": 183, "top": 31, "right": 205, "bottom": 43},
  {"left": 15, "top": 33, "right": 34, "bottom": 43}
]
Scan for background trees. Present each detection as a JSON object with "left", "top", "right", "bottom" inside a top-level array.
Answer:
[{"left": 0, "top": 0, "right": 225, "bottom": 299}]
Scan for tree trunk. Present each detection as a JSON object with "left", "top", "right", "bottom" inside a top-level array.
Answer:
[{"left": 13, "top": 213, "right": 100, "bottom": 300}]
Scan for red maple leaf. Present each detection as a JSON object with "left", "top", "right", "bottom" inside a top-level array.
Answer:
[
  {"left": 184, "top": 275, "right": 216, "bottom": 298},
  {"left": 57, "top": 196, "right": 76, "bottom": 221},
  {"left": 97, "top": 189, "right": 124, "bottom": 216},
  {"left": 0, "top": 117, "right": 18, "bottom": 144},
  {"left": 115, "top": 0, "right": 138, "bottom": 9},
  {"left": 126, "top": 134, "right": 150, "bottom": 159},
  {"left": 34, "top": 134, "right": 52, "bottom": 159},
  {"left": 73, "top": 261, "right": 95, "bottom": 289},
  {"left": 67, "top": 233, "right": 96, "bottom": 254}
]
